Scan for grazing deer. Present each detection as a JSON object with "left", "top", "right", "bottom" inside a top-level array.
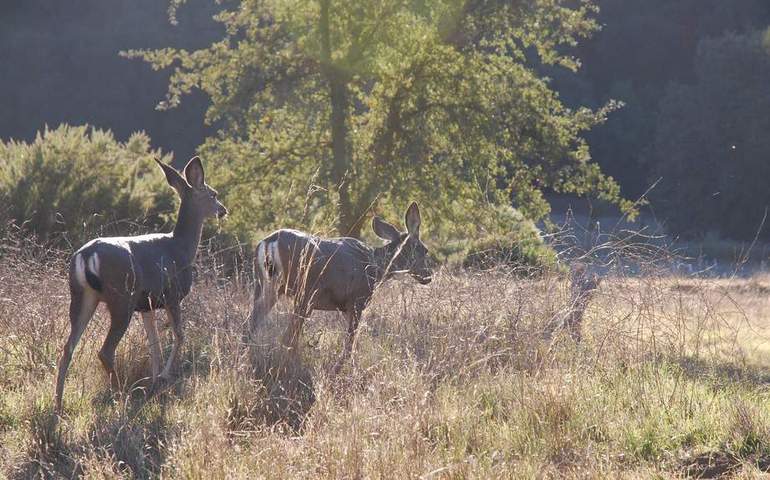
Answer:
[
  {"left": 248, "top": 202, "right": 432, "bottom": 372},
  {"left": 54, "top": 156, "right": 227, "bottom": 413}
]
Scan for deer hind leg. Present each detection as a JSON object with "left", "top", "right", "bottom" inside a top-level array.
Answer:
[
  {"left": 565, "top": 307, "right": 585, "bottom": 342},
  {"left": 98, "top": 298, "right": 134, "bottom": 390},
  {"left": 55, "top": 288, "right": 100, "bottom": 412},
  {"left": 160, "top": 304, "right": 184, "bottom": 381},
  {"left": 141, "top": 311, "right": 163, "bottom": 384},
  {"left": 248, "top": 241, "right": 280, "bottom": 334}
]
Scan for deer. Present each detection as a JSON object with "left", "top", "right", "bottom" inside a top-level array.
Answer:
[
  {"left": 561, "top": 263, "right": 602, "bottom": 342},
  {"left": 54, "top": 156, "right": 227, "bottom": 413},
  {"left": 247, "top": 202, "right": 432, "bottom": 373}
]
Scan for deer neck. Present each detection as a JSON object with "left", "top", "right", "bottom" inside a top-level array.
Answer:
[
  {"left": 172, "top": 199, "right": 205, "bottom": 265},
  {"left": 370, "top": 243, "right": 398, "bottom": 284}
]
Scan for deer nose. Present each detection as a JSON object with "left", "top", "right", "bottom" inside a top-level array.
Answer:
[{"left": 217, "top": 206, "right": 228, "bottom": 219}]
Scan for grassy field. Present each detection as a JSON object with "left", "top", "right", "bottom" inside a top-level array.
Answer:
[{"left": 3, "top": 242, "right": 770, "bottom": 479}]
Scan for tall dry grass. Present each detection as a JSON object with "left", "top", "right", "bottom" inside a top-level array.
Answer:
[{"left": 2, "top": 231, "right": 770, "bottom": 478}]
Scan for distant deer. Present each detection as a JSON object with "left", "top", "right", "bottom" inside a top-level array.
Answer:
[
  {"left": 54, "top": 157, "right": 227, "bottom": 413},
  {"left": 248, "top": 202, "right": 432, "bottom": 372},
  {"left": 562, "top": 263, "right": 602, "bottom": 342}
]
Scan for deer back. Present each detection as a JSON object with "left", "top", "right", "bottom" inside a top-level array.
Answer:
[
  {"left": 71, "top": 233, "right": 195, "bottom": 311},
  {"left": 259, "top": 229, "right": 376, "bottom": 311}
]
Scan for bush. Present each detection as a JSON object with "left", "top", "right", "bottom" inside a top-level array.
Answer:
[
  {"left": 0, "top": 125, "right": 175, "bottom": 249},
  {"left": 462, "top": 232, "right": 557, "bottom": 274},
  {"left": 450, "top": 205, "right": 557, "bottom": 273}
]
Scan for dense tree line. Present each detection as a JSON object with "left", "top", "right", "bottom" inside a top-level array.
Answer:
[
  {"left": 2, "top": 0, "right": 770, "bottom": 241},
  {"left": 0, "top": 0, "right": 221, "bottom": 162},
  {"left": 559, "top": 0, "right": 770, "bottom": 241}
]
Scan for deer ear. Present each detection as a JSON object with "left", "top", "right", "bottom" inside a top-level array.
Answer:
[
  {"left": 372, "top": 216, "right": 401, "bottom": 242},
  {"left": 404, "top": 202, "right": 421, "bottom": 237},
  {"left": 184, "top": 156, "right": 205, "bottom": 188},
  {"left": 154, "top": 158, "right": 190, "bottom": 194}
]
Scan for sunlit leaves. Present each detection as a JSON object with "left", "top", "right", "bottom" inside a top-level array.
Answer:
[{"left": 127, "top": 0, "right": 630, "bottom": 242}]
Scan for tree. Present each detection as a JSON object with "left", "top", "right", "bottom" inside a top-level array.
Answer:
[
  {"left": 125, "top": 0, "right": 632, "bottom": 241},
  {"left": 650, "top": 29, "right": 770, "bottom": 240}
]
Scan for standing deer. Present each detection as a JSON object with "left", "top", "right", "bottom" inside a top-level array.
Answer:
[
  {"left": 54, "top": 156, "right": 227, "bottom": 413},
  {"left": 562, "top": 263, "right": 602, "bottom": 342},
  {"left": 248, "top": 202, "right": 432, "bottom": 372}
]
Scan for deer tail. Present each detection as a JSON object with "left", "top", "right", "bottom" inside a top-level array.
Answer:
[
  {"left": 248, "top": 241, "right": 276, "bottom": 331},
  {"left": 254, "top": 241, "right": 269, "bottom": 299},
  {"left": 73, "top": 251, "right": 103, "bottom": 292}
]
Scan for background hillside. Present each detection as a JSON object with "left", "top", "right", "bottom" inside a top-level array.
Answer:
[
  {"left": 3, "top": 0, "right": 770, "bottom": 245},
  {"left": 0, "top": 0, "right": 221, "bottom": 162}
]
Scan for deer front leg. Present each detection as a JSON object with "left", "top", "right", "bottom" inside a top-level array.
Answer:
[
  {"left": 281, "top": 306, "right": 308, "bottom": 353},
  {"left": 141, "top": 311, "right": 163, "bottom": 385},
  {"left": 332, "top": 307, "right": 362, "bottom": 375},
  {"left": 160, "top": 304, "right": 184, "bottom": 381}
]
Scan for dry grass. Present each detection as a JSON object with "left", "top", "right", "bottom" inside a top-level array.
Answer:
[{"left": 3, "top": 236, "right": 770, "bottom": 479}]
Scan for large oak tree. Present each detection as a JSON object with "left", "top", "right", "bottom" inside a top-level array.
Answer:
[{"left": 126, "top": 0, "right": 631, "bottom": 241}]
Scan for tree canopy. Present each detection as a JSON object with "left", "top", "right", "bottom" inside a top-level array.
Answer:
[{"left": 125, "top": 0, "right": 632, "bottom": 242}]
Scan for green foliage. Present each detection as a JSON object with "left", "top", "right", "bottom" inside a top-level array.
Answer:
[
  {"left": 462, "top": 233, "right": 556, "bottom": 273},
  {"left": 125, "top": 0, "right": 633, "bottom": 243},
  {"left": 0, "top": 125, "right": 175, "bottom": 248},
  {"left": 458, "top": 206, "right": 557, "bottom": 272},
  {"left": 6, "top": 1, "right": 770, "bottom": 243},
  {"left": 649, "top": 30, "right": 770, "bottom": 240}
]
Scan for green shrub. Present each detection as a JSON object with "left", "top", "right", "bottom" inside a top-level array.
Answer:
[
  {"left": 0, "top": 125, "right": 175, "bottom": 249},
  {"left": 435, "top": 205, "right": 557, "bottom": 273},
  {"left": 462, "top": 232, "right": 557, "bottom": 274}
]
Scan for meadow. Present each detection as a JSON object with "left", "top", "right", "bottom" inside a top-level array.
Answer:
[{"left": 2, "top": 235, "right": 770, "bottom": 479}]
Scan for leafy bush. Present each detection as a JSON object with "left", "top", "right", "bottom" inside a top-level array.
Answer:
[
  {"left": 0, "top": 124, "right": 175, "bottom": 248},
  {"left": 435, "top": 205, "right": 557, "bottom": 272},
  {"left": 462, "top": 232, "right": 557, "bottom": 274}
]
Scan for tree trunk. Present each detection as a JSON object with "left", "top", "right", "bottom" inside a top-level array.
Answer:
[
  {"left": 329, "top": 76, "right": 355, "bottom": 236},
  {"left": 320, "top": 0, "right": 356, "bottom": 237}
]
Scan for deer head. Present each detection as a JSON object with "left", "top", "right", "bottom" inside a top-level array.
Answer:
[
  {"left": 155, "top": 156, "right": 228, "bottom": 220},
  {"left": 372, "top": 202, "right": 432, "bottom": 284}
]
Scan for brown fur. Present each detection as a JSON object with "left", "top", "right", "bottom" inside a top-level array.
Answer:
[
  {"left": 54, "top": 157, "right": 227, "bottom": 413},
  {"left": 248, "top": 202, "right": 432, "bottom": 372},
  {"left": 563, "top": 263, "right": 602, "bottom": 342}
]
